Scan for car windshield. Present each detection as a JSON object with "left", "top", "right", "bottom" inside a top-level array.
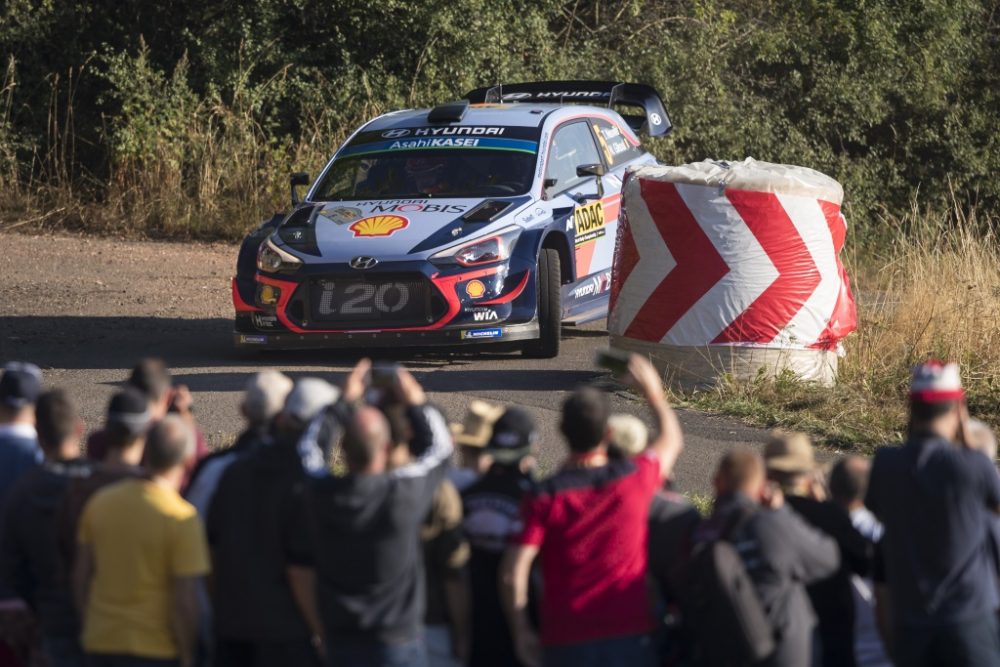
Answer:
[{"left": 312, "top": 127, "right": 540, "bottom": 200}]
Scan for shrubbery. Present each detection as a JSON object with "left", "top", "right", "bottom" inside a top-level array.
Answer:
[{"left": 1, "top": 0, "right": 998, "bottom": 240}]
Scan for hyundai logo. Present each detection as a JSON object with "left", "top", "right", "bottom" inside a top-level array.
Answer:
[
  {"left": 381, "top": 128, "right": 411, "bottom": 139},
  {"left": 349, "top": 256, "right": 379, "bottom": 270}
]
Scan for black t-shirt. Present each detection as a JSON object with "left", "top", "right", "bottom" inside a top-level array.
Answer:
[
  {"left": 461, "top": 465, "right": 535, "bottom": 667},
  {"left": 786, "top": 495, "right": 872, "bottom": 667},
  {"left": 0, "top": 459, "right": 93, "bottom": 638},
  {"left": 291, "top": 403, "right": 454, "bottom": 645},
  {"left": 206, "top": 440, "right": 312, "bottom": 642}
]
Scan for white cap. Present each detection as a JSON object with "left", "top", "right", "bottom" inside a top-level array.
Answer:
[
  {"left": 242, "top": 370, "right": 294, "bottom": 424},
  {"left": 282, "top": 378, "right": 340, "bottom": 423}
]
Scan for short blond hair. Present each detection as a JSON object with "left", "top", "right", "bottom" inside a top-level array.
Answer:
[{"left": 609, "top": 414, "right": 648, "bottom": 456}]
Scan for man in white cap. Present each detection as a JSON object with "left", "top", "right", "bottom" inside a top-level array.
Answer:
[
  {"left": 866, "top": 360, "right": 1000, "bottom": 666},
  {"left": 186, "top": 370, "right": 294, "bottom": 515},
  {"left": 207, "top": 377, "right": 339, "bottom": 667}
]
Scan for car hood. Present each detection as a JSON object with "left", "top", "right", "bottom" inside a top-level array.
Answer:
[{"left": 275, "top": 197, "right": 531, "bottom": 262}]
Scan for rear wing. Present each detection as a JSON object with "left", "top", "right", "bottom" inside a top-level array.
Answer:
[{"left": 463, "top": 80, "right": 672, "bottom": 137}]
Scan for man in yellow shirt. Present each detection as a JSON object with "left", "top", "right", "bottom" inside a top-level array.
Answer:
[{"left": 74, "top": 415, "right": 210, "bottom": 667}]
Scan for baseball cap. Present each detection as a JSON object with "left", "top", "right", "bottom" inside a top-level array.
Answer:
[
  {"left": 450, "top": 400, "right": 505, "bottom": 448},
  {"left": 106, "top": 387, "right": 152, "bottom": 436},
  {"left": 763, "top": 431, "right": 815, "bottom": 474},
  {"left": 609, "top": 414, "right": 649, "bottom": 456},
  {"left": 282, "top": 378, "right": 340, "bottom": 423},
  {"left": 910, "top": 360, "right": 964, "bottom": 403},
  {"left": 486, "top": 408, "right": 537, "bottom": 464},
  {"left": 242, "top": 370, "right": 294, "bottom": 423},
  {"left": 0, "top": 361, "right": 42, "bottom": 408}
]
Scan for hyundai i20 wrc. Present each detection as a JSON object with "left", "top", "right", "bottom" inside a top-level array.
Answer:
[{"left": 233, "top": 80, "right": 671, "bottom": 358}]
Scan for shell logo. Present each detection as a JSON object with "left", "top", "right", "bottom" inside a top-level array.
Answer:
[
  {"left": 465, "top": 280, "right": 486, "bottom": 299},
  {"left": 348, "top": 215, "right": 409, "bottom": 238}
]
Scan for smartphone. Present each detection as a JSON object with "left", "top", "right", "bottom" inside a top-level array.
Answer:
[
  {"left": 370, "top": 362, "right": 400, "bottom": 389},
  {"left": 595, "top": 348, "right": 631, "bottom": 376}
]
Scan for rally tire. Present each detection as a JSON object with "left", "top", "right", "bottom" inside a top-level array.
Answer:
[{"left": 522, "top": 248, "right": 561, "bottom": 358}]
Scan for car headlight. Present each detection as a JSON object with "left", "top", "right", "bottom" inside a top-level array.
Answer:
[
  {"left": 430, "top": 225, "right": 522, "bottom": 267},
  {"left": 256, "top": 237, "right": 303, "bottom": 273}
]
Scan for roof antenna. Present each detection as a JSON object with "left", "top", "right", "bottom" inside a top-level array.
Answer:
[{"left": 495, "top": 39, "right": 502, "bottom": 103}]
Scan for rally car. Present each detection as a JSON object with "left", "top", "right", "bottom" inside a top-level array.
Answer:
[{"left": 233, "top": 80, "right": 671, "bottom": 357}]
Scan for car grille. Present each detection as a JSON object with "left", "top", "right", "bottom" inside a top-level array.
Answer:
[{"left": 293, "top": 274, "right": 447, "bottom": 330}]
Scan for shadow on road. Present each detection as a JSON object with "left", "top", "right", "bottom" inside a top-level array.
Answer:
[{"left": 1, "top": 316, "right": 587, "bottom": 386}]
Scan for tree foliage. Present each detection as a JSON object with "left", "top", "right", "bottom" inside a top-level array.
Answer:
[{"left": 1, "top": 0, "right": 998, "bottom": 237}]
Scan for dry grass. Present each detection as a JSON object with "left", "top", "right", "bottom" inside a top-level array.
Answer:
[{"left": 674, "top": 201, "right": 1000, "bottom": 452}]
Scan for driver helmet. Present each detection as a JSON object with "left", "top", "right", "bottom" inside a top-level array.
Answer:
[{"left": 405, "top": 156, "right": 449, "bottom": 194}]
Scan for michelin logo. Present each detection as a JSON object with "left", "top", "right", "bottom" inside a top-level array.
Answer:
[{"left": 461, "top": 328, "right": 502, "bottom": 340}]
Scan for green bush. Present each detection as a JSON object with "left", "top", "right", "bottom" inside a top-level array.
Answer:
[{"left": 1, "top": 0, "right": 998, "bottom": 239}]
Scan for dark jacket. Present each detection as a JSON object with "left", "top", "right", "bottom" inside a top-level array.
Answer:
[
  {"left": 702, "top": 493, "right": 840, "bottom": 667},
  {"left": 786, "top": 495, "right": 872, "bottom": 667},
  {"left": 0, "top": 459, "right": 92, "bottom": 638},
  {"left": 293, "top": 403, "right": 454, "bottom": 645},
  {"left": 206, "top": 432, "right": 312, "bottom": 642}
]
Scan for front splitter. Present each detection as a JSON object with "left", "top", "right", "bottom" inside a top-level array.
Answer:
[{"left": 233, "top": 321, "right": 539, "bottom": 350}]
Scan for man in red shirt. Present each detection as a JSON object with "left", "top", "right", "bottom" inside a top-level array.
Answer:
[{"left": 501, "top": 354, "right": 683, "bottom": 667}]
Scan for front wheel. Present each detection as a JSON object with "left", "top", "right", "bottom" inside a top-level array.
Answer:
[{"left": 521, "top": 248, "right": 561, "bottom": 358}]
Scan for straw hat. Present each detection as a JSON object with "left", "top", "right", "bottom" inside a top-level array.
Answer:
[
  {"left": 449, "top": 400, "right": 505, "bottom": 447},
  {"left": 763, "top": 431, "right": 816, "bottom": 474}
]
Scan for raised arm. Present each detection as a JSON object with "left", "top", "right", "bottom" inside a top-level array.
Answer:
[
  {"left": 391, "top": 368, "right": 453, "bottom": 476},
  {"left": 626, "top": 354, "right": 683, "bottom": 478}
]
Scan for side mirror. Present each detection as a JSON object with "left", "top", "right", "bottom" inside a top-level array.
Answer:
[
  {"left": 576, "top": 164, "right": 606, "bottom": 199},
  {"left": 290, "top": 172, "right": 310, "bottom": 205},
  {"left": 542, "top": 177, "right": 558, "bottom": 199}
]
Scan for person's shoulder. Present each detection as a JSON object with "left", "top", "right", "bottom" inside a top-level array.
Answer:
[
  {"left": 85, "top": 476, "right": 136, "bottom": 509},
  {"left": 650, "top": 491, "right": 700, "bottom": 523},
  {"left": 149, "top": 483, "right": 198, "bottom": 521},
  {"left": 872, "top": 444, "right": 904, "bottom": 464},
  {"left": 0, "top": 431, "right": 39, "bottom": 458}
]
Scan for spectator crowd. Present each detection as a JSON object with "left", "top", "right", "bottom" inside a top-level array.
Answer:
[{"left": 0, "top": 354, "right": 998, "bottom": 667}]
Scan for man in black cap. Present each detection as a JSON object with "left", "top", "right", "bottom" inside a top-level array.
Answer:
[
  {"left": 87, "top": 359, "right": 209, "bottom": 489},
  {"left": 0, "top": 360, "right": 44, "bottom": 657},
  {"left": 1, "top": 389, "right": 90, "bottom": 667},
  {"left": 462, "top": 408, "right": 537, "bottom": 667}
]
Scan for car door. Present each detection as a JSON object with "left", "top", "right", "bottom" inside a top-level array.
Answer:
[{"left": 543, "top": 120, "right": 610, "bottom": 286}]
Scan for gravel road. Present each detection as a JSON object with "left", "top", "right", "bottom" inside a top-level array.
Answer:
[{"left": 0, "top": 232, "right": 771, "bottom": 494}]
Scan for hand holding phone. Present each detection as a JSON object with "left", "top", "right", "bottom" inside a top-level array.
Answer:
[{"left": 370, "top": 362, "right": 400, "bottom": 389}]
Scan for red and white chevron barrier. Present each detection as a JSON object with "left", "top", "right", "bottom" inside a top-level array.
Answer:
[{"left": 608, "top": 159, "right": 856, "bottom": 386}]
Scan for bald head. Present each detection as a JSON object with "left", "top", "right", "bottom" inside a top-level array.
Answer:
[
  {"left": 714, "top": 447, "right": 765, "bottom": 498},
  {"left": 145, "top": 415, "right": 194, "bottom": 475},
  {"left": 829, "top": 455, "right": 870, "bottom": 510},
  {"left": 343, "top": 406, "right": 392, "bottom": 473}
]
